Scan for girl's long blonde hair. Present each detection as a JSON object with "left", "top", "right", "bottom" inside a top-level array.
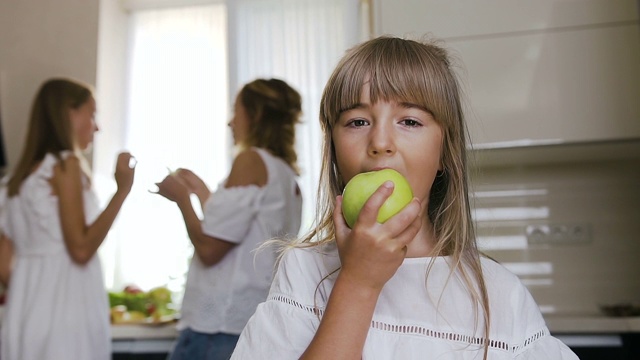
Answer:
[
  {"left": 298, "top": 36, "right": 491, "bottom": 358},
  {"left": 7, "top": 78, "right": 93, "bottom": 196}
]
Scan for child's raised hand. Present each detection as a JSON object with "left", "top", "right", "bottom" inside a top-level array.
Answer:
[
  {"left": 333, "top": 181, "right": 422, "bottom": 292},
  {"left": 114, "top": 152, "right": 136, "bottom": 196}
]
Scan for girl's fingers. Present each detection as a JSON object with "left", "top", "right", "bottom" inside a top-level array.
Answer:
[
  {"left": 355, "top": 181, "right": 394, "bottom": 227},
  {"left": 381, "top": 197, "right": 422, "bottom": 246}
]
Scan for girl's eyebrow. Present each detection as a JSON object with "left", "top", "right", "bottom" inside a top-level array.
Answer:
[
  {"left": 399, "top": 101, "right": 435, "bottom": 117},
  {"left": 339, "top": 102, "right": 366, "bottom": 113},
  {"left": 399, "top": 101, "right": 430, "bottom": 113}
]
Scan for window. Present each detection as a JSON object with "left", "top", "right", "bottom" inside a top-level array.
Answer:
[{"left": 94, "top": 0, "right": 362, "bottom": 302}]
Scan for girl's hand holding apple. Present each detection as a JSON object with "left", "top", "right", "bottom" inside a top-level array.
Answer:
[{"left": 333, "top": 179, "right": 422, "bottom": 292}]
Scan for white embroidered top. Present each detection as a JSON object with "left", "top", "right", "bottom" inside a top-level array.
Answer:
[
  {"left": 0, "top": 152, "right": 110, "bottom": 360},
  {"left": 177, "top": 148, "right": 302, "bottom": 335},
  {"left": 231, "top": 243, "right": 579, "bottom": 359}
]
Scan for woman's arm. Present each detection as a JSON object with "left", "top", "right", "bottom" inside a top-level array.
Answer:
[
  {"left": 300, "top": 185, "right": 422, "bottom": 359},
  {"left": 175, "top": 169, "right": 211, "bottom": 208},
  {"left": 155, "top": 149, "right": 268, "bottom": 267},
  {"left": 0, "top": 233, "right": 13, "bottom": 286},
  {"left": 155, "top": 174, "right": 236, "bottom": 266},
  {"left": 55, "top": 153, "right": 135, "bottom": 265}
]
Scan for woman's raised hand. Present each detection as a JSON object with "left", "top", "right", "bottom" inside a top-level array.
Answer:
[
  {"left": 175, "top": 169, "right": 210, "bottom": 205},
  {"left": 154, "top": 173, "right": 190, "bottom": 204}
]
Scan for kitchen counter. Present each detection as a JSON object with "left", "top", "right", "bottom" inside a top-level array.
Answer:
[
  {"left": 2, "top": 307, "right": 639, "bottom": 352},
  {"left": 545, "top": 315, "right": 640, "bottom": 333},
  {"left": 111, "top": 322, "right": 179, "bottom": 340},
  {"left": 108, "top": 315, "right": 640, "bottom": 353},
  {"left": 109, "top": 315, "right": 640, "bottom": 340},
  {"left": 111, "top": 322, "right": 178, "bottom": 354}
]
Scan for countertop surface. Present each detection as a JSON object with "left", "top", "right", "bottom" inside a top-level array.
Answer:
[
  {"left": 545, "top": 314, "right": 640, "bottom": 333},
  {"left": 112, "top": 321, "right": 179, "bottom": 340},
  {"left": 109, "top": 315, "right": 640, "bottom": 340},
  {"left": 2, "top": 306, "right": 639, "bottom": 340}
]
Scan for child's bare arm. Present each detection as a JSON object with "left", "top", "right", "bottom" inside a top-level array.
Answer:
[{"left": 55, "top": 153, "right": 134, "bottom": 264}]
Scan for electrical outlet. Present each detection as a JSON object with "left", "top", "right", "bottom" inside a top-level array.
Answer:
[{"left": 526, "top": 223, "right": 591, "bottom": 245}]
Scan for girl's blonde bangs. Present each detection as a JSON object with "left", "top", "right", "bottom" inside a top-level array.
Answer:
[{"left": 324, "top": 38, "right": 452, "bottom": 128}]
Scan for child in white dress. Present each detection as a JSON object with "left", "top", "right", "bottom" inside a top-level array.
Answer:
[
  {"left": 230, "top": 37, "right": 580, "bottom": 359},
  {"left": 0, "top": 78, "right": 135, "bottom": 360}
]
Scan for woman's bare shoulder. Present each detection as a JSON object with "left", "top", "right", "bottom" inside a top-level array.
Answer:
[{"left": 226, "top": 149, "right": 267, "bottom": 187}]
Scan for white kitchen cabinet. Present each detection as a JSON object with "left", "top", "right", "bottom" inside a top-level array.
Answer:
[{"left": 373, "top": 0, "right": 640, "bottom": 148}]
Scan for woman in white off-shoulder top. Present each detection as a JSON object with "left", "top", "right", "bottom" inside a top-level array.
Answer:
[{"left": 155, "top": 78, "right": 303, "bottom": 360}]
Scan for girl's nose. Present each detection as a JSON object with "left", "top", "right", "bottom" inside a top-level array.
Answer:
[{"left": 367, "top": 123, "right": 395, "bottom": 156}]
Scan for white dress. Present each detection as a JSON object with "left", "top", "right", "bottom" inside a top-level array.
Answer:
[
  {"left": 0, "top": 152, "right": 110, "bottom": 360},
  {"left": 231, "top": 243, "right": 580, "bottom": 360},
  {"left": 176, "top": 147, "right": 303, "bottom": 335}
]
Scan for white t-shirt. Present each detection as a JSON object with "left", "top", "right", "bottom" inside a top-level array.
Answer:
[
  {"left": 0, "top": 152, "right": 110, "bottom": 360},
  {"left": 177, "top": 148, "right": 303, "bottom": 335},
  {"left": 232, "top": 243, "right": 579, "bottom": 359}
]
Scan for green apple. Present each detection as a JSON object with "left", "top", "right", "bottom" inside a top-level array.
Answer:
[{"left": 341, "top": 169, "right": 413, "bottom": 228}]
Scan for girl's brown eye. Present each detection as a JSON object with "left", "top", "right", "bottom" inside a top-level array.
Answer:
[{"left": 401, "top": 119, "right": 421, "bottom": 127}]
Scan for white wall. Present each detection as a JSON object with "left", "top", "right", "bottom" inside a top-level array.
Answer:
[
  {"left": 373, "top": 0, "right": 640, "bottom": 147},
  {"left": 0, "top": 0, "right": 101, "bottom": 170},
  {"left": 94, "top": 0, "right": 130, "bottom": 181}
]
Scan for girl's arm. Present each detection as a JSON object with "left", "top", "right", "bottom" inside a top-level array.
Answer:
[
  {"left": 301, "top": 184, "right": 422, "bottom": 359},
  {"left": 0, "top": 233, "right": 13, "bottom": 286},
  {"left": 155, "top": 149, "right": 267, "bottom": 267},
  {"left": 55, "top": 153, "right": 135, "bottom": 265}
]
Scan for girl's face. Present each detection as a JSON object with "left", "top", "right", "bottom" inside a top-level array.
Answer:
[
  {"left": 229, "top": 96, "right": 251, "bottom": 145},
  {"left": 69, "top": 96, "right": 98, "bottom": 150},
  {"left": 332, "top": 86, "right": 444, "bottom": 210}
]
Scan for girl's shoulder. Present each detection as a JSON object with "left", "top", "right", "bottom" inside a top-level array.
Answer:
[
  {"left": 273, "top": 242, "right": 340, "bottom": 295},
  {"left": 280, "top": 242, "right": 339, "bottom": 272},
  {"left": 479, "top": 256, "right": 546, "bottom": 323},
  {"left": 479, "top": 255, "right": 522, "bottom": 283},
  {"left": 267, "top": 242, "right": 340, "bottom": 308}
]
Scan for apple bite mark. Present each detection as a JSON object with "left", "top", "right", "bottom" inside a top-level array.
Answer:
[{"left": 341, "top": 169, "right": 414, "bottom": 228}]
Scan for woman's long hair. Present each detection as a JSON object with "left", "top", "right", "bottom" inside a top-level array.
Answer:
[
  {"left": 297, "top": 36, "right": 491, "bottom": 358},
  {"left": 7, "top": 78, "right": 92, "bottom": 196},
  {"left": 238, "top": 78, "right": 302, "bottom": 175}
]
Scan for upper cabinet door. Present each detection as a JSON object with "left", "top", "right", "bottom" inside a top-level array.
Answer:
[{"left": 373, "top": 0, "right": 640, "bottom": 147}]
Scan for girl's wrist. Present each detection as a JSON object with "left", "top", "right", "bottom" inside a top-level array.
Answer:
[{"left": 334, "top": 270, "right": 383, "bottom": 301}]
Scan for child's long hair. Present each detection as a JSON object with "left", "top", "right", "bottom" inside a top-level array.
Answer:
[
  {"left": 298, "top": 36, "right": 491, "bottom": 358},
  {"left": 237, "top": 78, "right": 302, "bottom": 175},
  {"left": 7, "top": 78, "right": 93, "bottom": 197}
]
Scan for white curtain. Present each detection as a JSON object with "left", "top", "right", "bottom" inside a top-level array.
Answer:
[
  {"left": 97, "top": 4, "right": 229, "bottom": 302},
  {"left": 95, "top": 0, "right": 363, "bottom": 301},
  {"left": 228, "top": 0, "right": 361, "bottom": 232}
]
